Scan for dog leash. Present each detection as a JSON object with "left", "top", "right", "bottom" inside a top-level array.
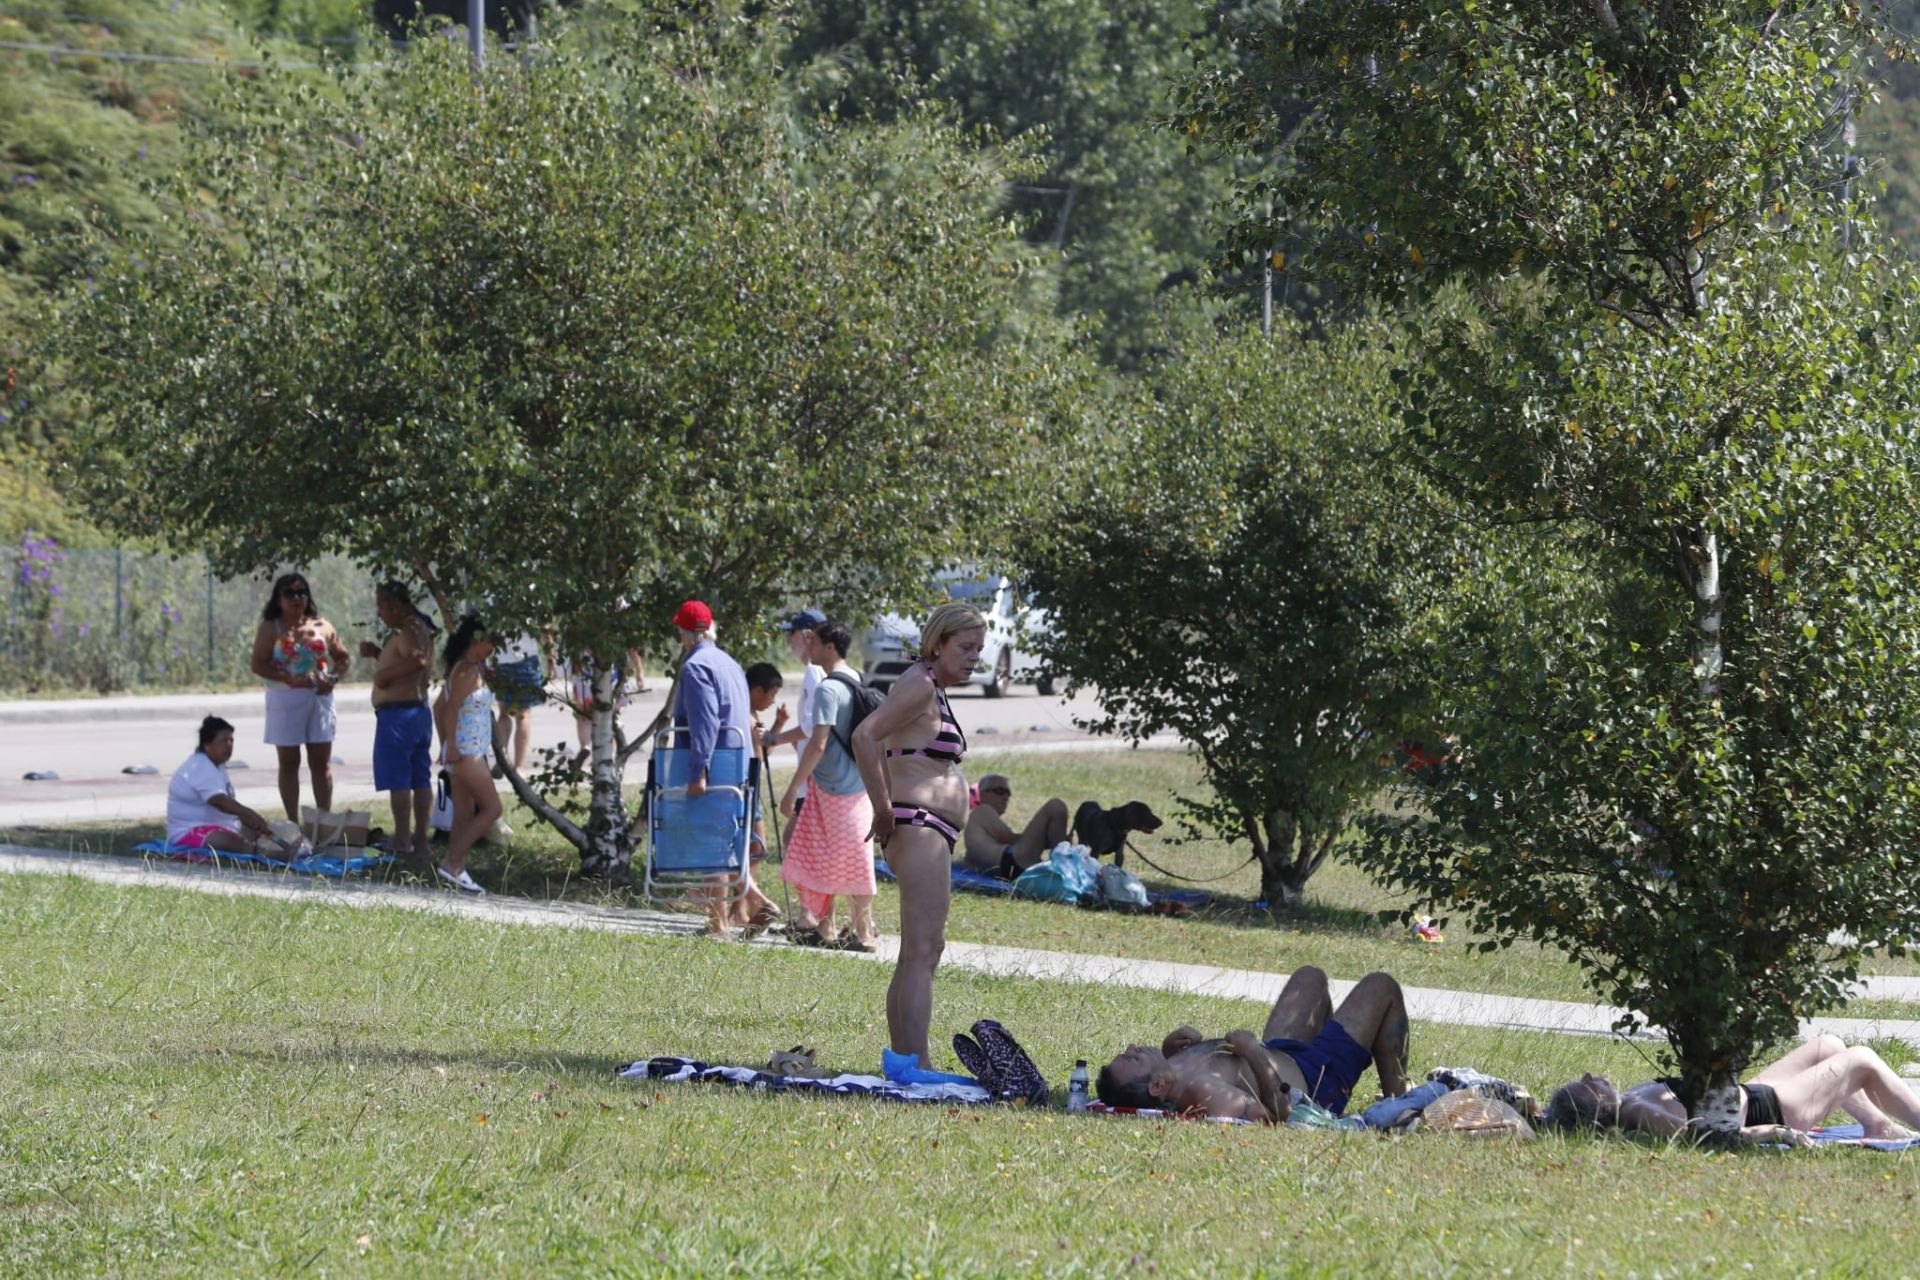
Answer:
[{"left": 1122, "top": 836, "right": 1258, "bottom": 886}]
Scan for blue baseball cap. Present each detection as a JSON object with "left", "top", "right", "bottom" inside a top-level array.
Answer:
[{"left": 778, "top": 608, "right": 828, "bottom": 632}]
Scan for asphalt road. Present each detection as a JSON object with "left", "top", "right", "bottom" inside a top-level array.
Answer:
[{"left": 0, "top": 680, "right": 1119, "bottom": 827}]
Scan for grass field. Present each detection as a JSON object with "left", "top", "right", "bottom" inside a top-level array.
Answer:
[
  {"left": 8, "top": 749, "right": 1919, "bottom": 1016},
  {"left": 2, "top": 873, "right": 1917, "bottom": 1278}
]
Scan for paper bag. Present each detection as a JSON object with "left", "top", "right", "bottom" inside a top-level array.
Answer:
[{"left": 301, "top": 806, "right": 371, "bottom": 848}]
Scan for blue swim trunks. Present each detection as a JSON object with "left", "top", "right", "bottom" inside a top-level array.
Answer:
[
  {"left": 1265, "top": 1021, "right": 1374, "bottom": 1115},
  {"left": 373, "top": 702, "right": 434, "bottom": 791},
  {"left": 493, "top": 656, "right": 546, "bottom": 715}
]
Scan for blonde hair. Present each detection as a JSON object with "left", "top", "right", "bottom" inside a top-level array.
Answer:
[{"left": 920, "top": 601, "right": 986, "bottom": 660}]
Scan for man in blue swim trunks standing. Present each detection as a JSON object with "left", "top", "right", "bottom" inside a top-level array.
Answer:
[{"left": 1095, "top": 966, "right": 1409, "bottom": 1123}]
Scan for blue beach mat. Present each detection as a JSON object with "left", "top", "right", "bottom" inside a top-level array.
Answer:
[
  {"left": 875, "top": 859, "right": 1211, "bottom": 908},
  {"left": 1806, "top": 1124, "right": 1920, "bottom": 1151},
  {"left": 133, "top": 840, "right": 393, "bottom": 879},
  {"left": 617, "top": 1056, "right": 991, "bottom": 1105}
]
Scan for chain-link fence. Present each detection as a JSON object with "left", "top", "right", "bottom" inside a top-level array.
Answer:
[{"left": 4, "top": 536, "right": 388, "bottom": 694}]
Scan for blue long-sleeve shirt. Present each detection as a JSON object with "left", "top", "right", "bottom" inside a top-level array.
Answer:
[{"left": 672, "top": 639, "right": 752, "bottom": 782}]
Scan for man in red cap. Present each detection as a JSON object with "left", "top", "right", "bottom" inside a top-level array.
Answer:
[{"left": 670, "top": 600, "right": 767, "bottom": 936}]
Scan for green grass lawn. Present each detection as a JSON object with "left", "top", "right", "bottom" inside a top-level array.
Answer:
[
  {"left": 1, "top": 874, "right": 1916, "bottom": 1278},
  {"left": 7, "top": 747, "right": 1918, "bottom": 1016}
]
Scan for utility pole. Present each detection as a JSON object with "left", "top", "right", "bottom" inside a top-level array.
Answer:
[
  {"left": 469, "top": 0, "right": 484, "bottom": 71},
  {"left": 1262, "top": 200, "right": 1275, "bottom": 338}
]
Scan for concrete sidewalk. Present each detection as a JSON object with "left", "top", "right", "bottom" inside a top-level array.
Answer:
[{"left": 5, "top": 843, "right": 1916, "bottom": 1051}]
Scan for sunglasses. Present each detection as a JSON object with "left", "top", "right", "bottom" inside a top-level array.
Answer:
[{"left": 282, "top": 586, "right": 310, "bottom": 597}]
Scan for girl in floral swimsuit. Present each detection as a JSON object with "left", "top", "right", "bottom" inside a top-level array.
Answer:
[{"left": 852, "top": 601, "right": 986, "bottom": 1074}]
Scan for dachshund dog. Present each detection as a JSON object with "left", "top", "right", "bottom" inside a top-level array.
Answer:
[{"left": 1071, "top": 800, "right": 1164, "bottom": 867}]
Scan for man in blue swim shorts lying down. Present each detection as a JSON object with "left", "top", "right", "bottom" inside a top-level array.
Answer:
[{"left": 1095, "top": 966, "right": 1409, "bottom": 1123}]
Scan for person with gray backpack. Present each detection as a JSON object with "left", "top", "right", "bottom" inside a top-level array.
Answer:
[{"left": 777, "top": 620, "right": 880, "bottom": 951}]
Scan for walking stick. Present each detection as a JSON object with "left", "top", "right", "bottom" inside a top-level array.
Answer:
[{"left": 760, "top": 739, "right": 795, "bottom": 924}]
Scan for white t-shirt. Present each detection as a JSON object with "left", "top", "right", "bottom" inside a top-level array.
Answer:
[
  {"left": 166, "top": 751, "right": 240, "bottom": 844},
  {"left": 495, "top": 633, "right": 542, "bottom": 664},
  {"left": 792, "top": 663, "right": 825, "bottom": 794}
]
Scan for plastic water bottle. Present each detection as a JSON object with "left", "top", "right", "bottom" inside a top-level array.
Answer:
[{"left": 1067, "top": 1060, "right": 1090, "bottom": 1113}]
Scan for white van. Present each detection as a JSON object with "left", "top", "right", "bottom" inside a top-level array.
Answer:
[{"left": 862, "top": 569, "right": 1053, "bottom": 698}]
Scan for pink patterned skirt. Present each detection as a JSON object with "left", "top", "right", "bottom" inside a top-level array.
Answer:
[{"left": 781, "top": 786, "right": 877, "bottom": 897}]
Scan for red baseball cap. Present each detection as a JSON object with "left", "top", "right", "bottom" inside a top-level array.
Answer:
[{"left": 672, "top": 599, "right": 713, "bottom": 631}]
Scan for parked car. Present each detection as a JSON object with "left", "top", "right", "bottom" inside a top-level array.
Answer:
[{"left": 863, "top": 570, "right": 1053, "bottom": 698}]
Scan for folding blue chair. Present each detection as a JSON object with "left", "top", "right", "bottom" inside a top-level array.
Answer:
[{"left": 642, "top": 724, "right": 759, "bottom": 908}]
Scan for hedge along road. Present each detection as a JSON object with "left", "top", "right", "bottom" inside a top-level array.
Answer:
[{"left": 0, "top": 680, "right": 1126, "bottom": 826}]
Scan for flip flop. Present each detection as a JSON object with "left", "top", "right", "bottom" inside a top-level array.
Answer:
[{"left": 436, "top": 865, "right": 486, "bottom": 894}]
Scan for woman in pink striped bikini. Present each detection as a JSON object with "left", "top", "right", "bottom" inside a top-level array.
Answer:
[{"left": 851, "top": 601, "right": 986, "bottom": 1081}]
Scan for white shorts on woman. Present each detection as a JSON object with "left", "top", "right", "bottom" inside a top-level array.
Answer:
[{"left": 263, "top": 684, "right": 337, "bottom": 746}]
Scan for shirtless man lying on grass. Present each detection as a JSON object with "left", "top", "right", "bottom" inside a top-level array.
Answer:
[{"left": 1095, "top": 966, "right": 1410, "bottom": 1123}]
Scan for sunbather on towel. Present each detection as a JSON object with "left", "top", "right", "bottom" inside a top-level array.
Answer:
[
  {"left": 1095, "top": 966, "right": 1410, "bottom": 1123},
  {"left": 1546, "top": 1034, "right": 1920, "bottom": 1145},
  {"left": 962, "top": 773, "right": 1069, "bottom": 880}
]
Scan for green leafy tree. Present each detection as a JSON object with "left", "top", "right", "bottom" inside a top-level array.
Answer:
[
  {"left": 1020, "top": 317, "right": 1437, "bottom": 909},
  {"left": 1181, "top": 0, "right": 1920, "bottom": 1124},
  {"left": 42, "top": 9, "right": 1075, "bottom": 879},
  {"left": 787, "top": 0, "right": 1243, "bottom": 364}
]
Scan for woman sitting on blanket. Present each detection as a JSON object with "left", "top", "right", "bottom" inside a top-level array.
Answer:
[
  {"left": 167, "top": 716, "right": 277, "bottom": 852},
  {"left": 1546, "top": 1034, "right": 1920, "bottom": 1145}
]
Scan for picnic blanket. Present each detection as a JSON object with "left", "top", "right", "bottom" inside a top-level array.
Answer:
[
  {"left": 875, "top": 859, "right": 1212, "bottom": 908},
  {"left": 617, "top": 1055, "right": 992, "bottom": 1105},
  {"left": 133, "top": 840, "right": 393, "bottom": 879}
]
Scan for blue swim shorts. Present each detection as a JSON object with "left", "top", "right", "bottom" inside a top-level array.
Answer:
[
  {"left": 1265, "top": 1020, "right": 1374, "bottom": 1115},
  {"left": 493, "top": 657, "right": 546, "bottom": 715},
  {"left": 373, "top": 702, "right": 434, "bottom": 792}
]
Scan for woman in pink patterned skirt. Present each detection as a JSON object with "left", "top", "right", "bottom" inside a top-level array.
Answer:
[{"left": 778, "top": 619, "right": 878, "bottom": 951}]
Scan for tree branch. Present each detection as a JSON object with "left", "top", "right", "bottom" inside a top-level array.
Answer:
[{"left": 498, "top": 755, "right": 590, "bottom": 850}]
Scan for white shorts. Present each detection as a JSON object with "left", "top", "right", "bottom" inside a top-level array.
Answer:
[{"left": 263, "top": 684, "right": 337, "bottom": 747}]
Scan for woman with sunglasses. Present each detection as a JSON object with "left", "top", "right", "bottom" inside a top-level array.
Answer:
[{"left": 250, "top": 573, "right": 351, "bottom": 821}]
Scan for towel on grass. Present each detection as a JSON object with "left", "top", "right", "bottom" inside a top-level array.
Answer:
[
  {"left": 133, "top": 840, "right": 393, "bottom": 879},
  {"left": 875, "top": 860, "right": 1212, "bottom": 908},
  {"left": 1085, "top": 1101, "right": 1253, "bottom": 1126},
  {"left": 617, "top": 1055, "right": 992, "bottom": 1105},
  {"left": 1806, "top": 1124, "right": 1920, "bottom": 1151}
]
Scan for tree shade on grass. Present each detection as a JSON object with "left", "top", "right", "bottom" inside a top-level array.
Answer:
[
  {"left": 1178, "top": 0, "right": 1920, "bottom": 1123},
  {"left": 39, "top": 6, "right": 1086, "bottom": 880}
]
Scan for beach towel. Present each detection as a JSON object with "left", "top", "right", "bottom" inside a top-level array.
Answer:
[
  {"left": 1085, "top": 1098, "right": 1365, "bottom": 1131},
  {"left": 875, "top": 859, "right": 1213, "bottom": 908},
  {"left": 133, "top": 840, "right": 393, "bottom": 879},
  {"left": 616, "top": 1056, "right": 991, "bottom": 1105},
  {"left": 1085, "top": 1101, "right": 1253, "bottom": 1126},
  {"left": 1805, "top": 1124, "right": 1920, "bottom": 1151}
]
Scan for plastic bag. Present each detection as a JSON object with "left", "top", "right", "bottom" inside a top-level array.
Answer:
[
  {"left": 1046, "top": 842, "right": 1101, "bottom": 897},
  {"left": 1414, "top": 1089, "right": 1537, "bottom": 1140},
  {"left": 1012, "top": 861, "right": 1081, "bottom": 904},
  {"left": 1098, "top": 864, "right": 1150, "bottom": 909},
  {"left": 1285, "top": 1092, "right": 1367, "bottom": 1132},
  {"left": 253, "top": 820, "right": 314, "bottom": 860}
]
